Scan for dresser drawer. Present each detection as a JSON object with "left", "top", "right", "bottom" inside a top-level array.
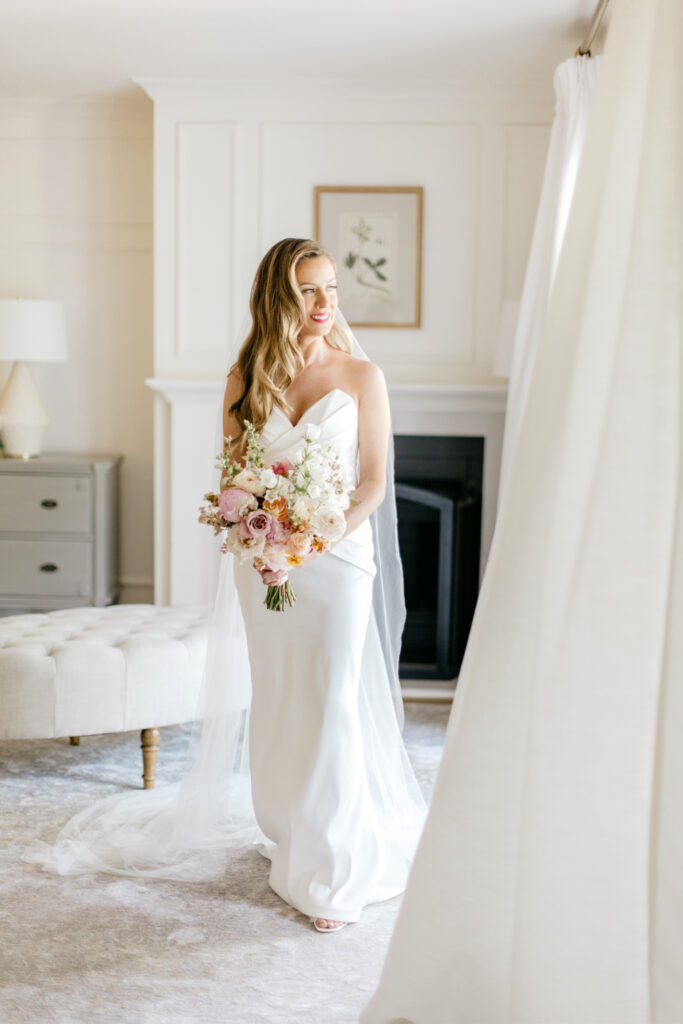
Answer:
[
  {"left": 0, "top": 474, "right": 91, "bottom": 534},
  {"left": 0, "top": 539, "right": 93, "bottom": 598}
]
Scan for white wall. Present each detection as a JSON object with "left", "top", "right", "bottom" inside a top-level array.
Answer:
[{"left": 0, "top": 98, "right": 154, "bottom": 603}]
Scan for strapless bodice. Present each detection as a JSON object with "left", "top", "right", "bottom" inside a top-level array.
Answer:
[
  {"left": 261, "top": 389, "right": 375, "bottom": 577},
  {"left": 261, "top": 389, "right": 359, "bottom": 471}
]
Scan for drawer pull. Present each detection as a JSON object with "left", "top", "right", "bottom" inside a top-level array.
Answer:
[
  {"left": 39, "top": 563, "right": 59, "bottom": 573},
  {"left": 40, "top": 499, "right": 58, "bottom": 509}
]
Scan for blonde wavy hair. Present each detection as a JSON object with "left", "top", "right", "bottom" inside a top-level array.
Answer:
[{"left": 230, "top": 238, "right": 352, "bottom": 434}]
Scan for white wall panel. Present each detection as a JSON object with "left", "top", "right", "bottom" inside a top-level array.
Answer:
[
  {"left": 176, "top": 122, "right": 235, "bottom": 362},
  {"left": 503, "top": 123, "right": 551, "bottom": 300}
]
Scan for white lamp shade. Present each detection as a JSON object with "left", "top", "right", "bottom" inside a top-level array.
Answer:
[{"left": 0, "top": 299, "right": 68, "bottom": 363}]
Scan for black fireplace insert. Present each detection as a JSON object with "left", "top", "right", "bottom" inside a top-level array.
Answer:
[{"left": 394, "top": 435, "right": 483, "bottom": 681}]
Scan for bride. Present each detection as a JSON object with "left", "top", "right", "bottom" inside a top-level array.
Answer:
[{"left": 28, "top": 237, "right": 426, "bottom": 934}]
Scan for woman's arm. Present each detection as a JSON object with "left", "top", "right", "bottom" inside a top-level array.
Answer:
[{"left": 342, "top": 361, "right": 390, "bottom": 538}]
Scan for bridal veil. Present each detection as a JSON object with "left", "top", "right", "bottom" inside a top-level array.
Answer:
[{"left": 27, "top": 310, "right": 425, "bottom": 881}]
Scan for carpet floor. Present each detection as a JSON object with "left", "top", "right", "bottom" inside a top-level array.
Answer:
[{"left": 0, "top": 700, "right": 450, "bottom": 1024}]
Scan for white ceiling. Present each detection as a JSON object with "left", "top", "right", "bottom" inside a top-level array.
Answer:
[{"left": 0, "top": 0, "right": 610, "bottom": 100}]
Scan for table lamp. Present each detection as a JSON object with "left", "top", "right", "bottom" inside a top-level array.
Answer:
[{"left": 0, "top": 299, "right": 68, "bottom": 458}]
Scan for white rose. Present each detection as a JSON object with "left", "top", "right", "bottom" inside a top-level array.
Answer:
[
  {"left": 232, "top": 468, "right": 266, "bottom": 496},
  {"left": 276, "top": 476, "right": 295, "bottom": 496},
  {"left": 261, "top": 468, "right": 277, "bottom": 489},
  {"left": 292, "top": 496, "right": 316, "bottom": 524},
  {"left": 223, "top": 530, "right": 254, "bottom": 560},
  {"left": 238, "top": 535, "right": 265, "bottom": 562},
  {"left": 311, "top": 509, "right": 346, "bottom": 542},
  {"left": 304, "top": 423, "right": 321, "bottom": 442}
]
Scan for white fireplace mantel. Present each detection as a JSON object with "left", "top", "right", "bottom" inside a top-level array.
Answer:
[{"left": 146, "top": 377, "right": 507, "bottom": 606}]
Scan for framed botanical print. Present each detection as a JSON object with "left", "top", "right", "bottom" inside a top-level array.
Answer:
[{"left": 313, "top": 186, "right": 423, "bottom": 328}]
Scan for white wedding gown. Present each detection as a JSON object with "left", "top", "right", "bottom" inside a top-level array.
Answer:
[
  {"left": 235, "top": 388, "right": 422, "bottom": 921},
  {"left": 27, "top": 387, "right": 426, "bottom": 920}
]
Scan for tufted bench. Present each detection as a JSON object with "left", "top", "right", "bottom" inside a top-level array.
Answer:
[{"left": 0, "top": 605, "right": 207, "bottom": 788}]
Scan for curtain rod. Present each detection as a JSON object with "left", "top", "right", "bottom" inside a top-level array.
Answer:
[{"left": 576, "top": 0, "right": 611, "bottom": 56}]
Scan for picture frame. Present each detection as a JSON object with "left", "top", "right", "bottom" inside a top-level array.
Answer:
[{"left": 313, "top": 186, "right": 423, "bottom": 328}]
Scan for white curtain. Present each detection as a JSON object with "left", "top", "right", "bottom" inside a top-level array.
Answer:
[
  {"left": 362, "top": 0, "right": 683, "bottom": 1021},
  {"left": 498, "top": 54, "right": 600, "bottom": 501}
]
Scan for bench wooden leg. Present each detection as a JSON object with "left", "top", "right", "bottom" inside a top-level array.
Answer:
[
  {"left": 140, "top": 728, "right": 161, "bottom": 790},
  {"left": 69, "top": 736, "right": 80, "bottom": 745}
]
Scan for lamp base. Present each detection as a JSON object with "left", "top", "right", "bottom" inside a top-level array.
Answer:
[
  {"left": 1, "top": 423, "right": 47, "bottom": 459},
  {"left": 0, "top": 363, "right": 49, "bottom": 458}
]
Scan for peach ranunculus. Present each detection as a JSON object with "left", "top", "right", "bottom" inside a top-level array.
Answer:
[
  {"left": 263, "top": 495, "right": 290, "bottom": 522},
  {"left": 287, "top": 531, "right": 312, "bottom": 557},
  {"left": 261, "top": 543, "right": 289, "bottom": 570}
]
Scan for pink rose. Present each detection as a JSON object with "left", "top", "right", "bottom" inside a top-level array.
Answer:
[
  {"left": 271, "top": 459, "right": 295, "bottom": 477},
  {"left": 243, "top": 509, "right": 273, "bottom": 538},
  {"left": 218, "top": 487, "right": 256, "bottom": 523},
  {"left": 267, "top": 517, "right": 287, "bottom": 542}
]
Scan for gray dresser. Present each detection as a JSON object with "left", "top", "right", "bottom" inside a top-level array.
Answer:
[{"left": 0, "top": 454, "right": 122, "bottom": 612}]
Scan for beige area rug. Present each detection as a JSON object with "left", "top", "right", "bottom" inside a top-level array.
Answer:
[{"left": 0, "top": 701, "right": 449, "bottom": 1024}]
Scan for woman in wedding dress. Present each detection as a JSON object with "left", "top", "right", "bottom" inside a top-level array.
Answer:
[
  {"left": 225, "top": 237, "right": 422, "bottom": 931},
  {"left": 28, "top": 237, "right": 425, "bottom": 934}
]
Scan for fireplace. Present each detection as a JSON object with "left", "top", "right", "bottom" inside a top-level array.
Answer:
[{"left": 394, "top": 435, "right": 483, "bottom": 681}]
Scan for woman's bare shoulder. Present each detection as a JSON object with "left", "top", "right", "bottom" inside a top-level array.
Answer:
[
  {"left": 337, "top": 352, "right": 384, "bottom": 388},
  {"left": 340, "top": 355, "right": 386, "bottom": 402}
]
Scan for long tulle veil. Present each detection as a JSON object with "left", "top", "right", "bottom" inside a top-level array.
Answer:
[{"left": 25, "top": 310, "right": 425, "bottom": 881}]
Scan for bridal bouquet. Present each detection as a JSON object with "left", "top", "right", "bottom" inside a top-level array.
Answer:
[{"left": 199, "top": 421, "right": 353, "bottom": 611}]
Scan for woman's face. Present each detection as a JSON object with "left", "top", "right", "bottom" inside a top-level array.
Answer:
[{"left": 295, "top": 257, "right": 338, "bottom": 338}]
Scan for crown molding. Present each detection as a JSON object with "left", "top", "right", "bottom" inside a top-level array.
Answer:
[{"left": 134, "top": 76, "right": 553, "bottom": 105}]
